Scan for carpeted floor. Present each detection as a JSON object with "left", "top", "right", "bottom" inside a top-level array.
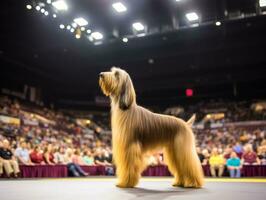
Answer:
[{"left": 0, "top": 177, "right": 265, "bottom": 200}]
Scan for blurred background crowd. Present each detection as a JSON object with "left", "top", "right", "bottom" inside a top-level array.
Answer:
[{"left": 1, "top": 95, "right": 266, "bottom": 178}]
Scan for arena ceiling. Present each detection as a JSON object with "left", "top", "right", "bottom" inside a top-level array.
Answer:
[{"left": 1, "top": 0, "right": 266, "bottom": 109}]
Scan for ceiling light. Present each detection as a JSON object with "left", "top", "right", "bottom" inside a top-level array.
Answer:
[
  {"left": 132, "top": 22, "right": 145, "bottom": 31},
  {"left": 81, "top": 27, "right": 85, "bottom": 31},
  {"left": 71, "top": 23, "right": 77, "bottom": 28},
  {"left": 91, "top": 32, "right": 103, "bottom": 40},
  {"left": 52, "top": 1, "right": 68, "bottom": 11},
  {"left": 86, "top": 29, "right": 91, "bottom": 34},
  {"left": 75, "top": 34, "right": 81, "bottom": 39},
  {"left": 74, "top": 17, "right": 88, "bottom": 26},
  {"left": 41, "top": 8, "right": 45, "bottom": 13},
  {"left": 122, "top": 37, "right": 128, "bottom": 43},
  {"left": 215, "top": 21, "right": 221, "bottom": 26},
  {"left": 44, "top": 11, "right": 49, "bottom": 16},
  {"left": 260, "top": 0, "right": 266, "bottom": 7},
  {"left": 66, "top": 25, "right": 71, "bottom": 30},
  {"left": 186, "top": 12, "right": 199, "bottom": 21},
  {"left": 47, "top": 0, "right": 52, "bottom": 4},
  {"left": 70, "top": 28, "right": 75, "bottom": 33},
  {"left": 112, "top": 2, "right": 127, "bottom": 13},
  {"left": 26, "top": 5, "right": 32, "bottom": 10},
  {"left": 53, "top": 14, "right": 57, "bottom": 18},
  {"left": 36, "top": 6, "right": 41, "bottom": 11},
  {"left": 59, "top": 24, "right": 65, "bottom": 29}
]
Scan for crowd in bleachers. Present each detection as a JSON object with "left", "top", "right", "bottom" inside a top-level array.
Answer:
[{"left": 0, "top": 95, "right": 266, "bottom": 178}]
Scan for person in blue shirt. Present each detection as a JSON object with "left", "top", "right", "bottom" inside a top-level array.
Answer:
[{"left": 226, "top": 152, "right": 242, "bottom": 178}]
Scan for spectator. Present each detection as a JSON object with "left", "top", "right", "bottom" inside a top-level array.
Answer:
[
  {"left": 196, "top": 147, "right": 205, "bottom": 164},
  {"left": 72, "top": 149, "right": 86, "bottom": 165},
  {"left": 30, "top": 146, "right": 44, "bottom": 164},
  {"left": 257, "top": 145, "right": 266, "bottom": 165},
  {"left": 83, "top": 149, "right": 94, "bottom": 165},
  {"left": 54, "top": 146, "right": 66, "bottom": 164},
  {"left": 223, "top": 146, "right": 233, "bottom": 160},
  {"left": 233, "top": 142, "right": 244, "bottom": 158},
  {"left": 0, "top": 139, "right": 20, "bottom": 177},
  {"left": 43, "top": 144, "right": 55, "bottom": 165},
  {"left": 201, "top": 149, "right": 210, "bottom": 165},
  {"left": 209, "top": 148, "right": 225, "bottom": 177},
  {"left": 64, "top": 148, "right": 88, "bottom": 177},
  {"left": 242, "top": 144, "right": 260, "bottom": 165},
  {"left": 226, "top": 152, "right": 242, "bottom": 178},
  {"left": 15, "top": 141, "right": 33, "bottom": 165}
]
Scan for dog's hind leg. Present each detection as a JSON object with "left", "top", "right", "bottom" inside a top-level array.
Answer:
[
  {"left": 170, "top": 124, "right": 204, "bottom": 188},
  {"left": 115, "top": 142, "right": 144, "bottom": 188},
  {"left": 164, "top": 142, "right": 181, "bottom": 186}
]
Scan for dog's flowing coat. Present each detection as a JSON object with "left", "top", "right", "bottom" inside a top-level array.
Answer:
[{"left": 99, "top": 67, "right": 204, "bottom": 188}]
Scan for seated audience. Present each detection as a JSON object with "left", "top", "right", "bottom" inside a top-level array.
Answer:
[
  {"left": 54, "top": 147, "right": 66, "bottom": 164},
  {"left": 201, "top": 149, "right": 210, "bottom": 165},
  {"left": 15, "top": 141, "right": 33, "bottom": 165},
  {"left": 257, "top": 145, "right": 266, "bottom": 165},
  {"left": 64, "top": 148, "right": 88, "bottom": 177},
  {"left": 0, "top": 139, "right": 20, "bottom": 177},
  {"left": 30, "top": 146, "right": 44, "bottom": 164},
  {"left": 223, "top": 146, "right": 233, "bottom": 160},
  {"left": 209, "top": 148, "right": 225, "bottom": 177},
  {"left": 197, "top": 147, "right": 205, "bottom": 164},
  {"left": 72, "top": 149, "right": 86, "bottom": 165},
  {"left": 83, "top": 149, "right": 94, "bottom": 165},
  {"left": 242, "top": 144, "right": 260, "bottom": 165},
  {"left": 226, "top": 152, "right": 242, "bottom": 178},
  {"left": 43, "top": 144, "right": 55, "bottom": 165}
]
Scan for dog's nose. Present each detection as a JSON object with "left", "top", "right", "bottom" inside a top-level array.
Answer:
[{"left": 99, "top": 72, "right": 104, "bottom": 78}]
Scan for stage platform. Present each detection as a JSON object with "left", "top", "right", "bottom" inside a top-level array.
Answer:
[{"left": 0, "top": 177, "right": 265, "bottom": 200}]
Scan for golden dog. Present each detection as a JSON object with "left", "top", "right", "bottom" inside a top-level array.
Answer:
[{"left": 99, "top": 67, "right": 204, "bottom": 188}]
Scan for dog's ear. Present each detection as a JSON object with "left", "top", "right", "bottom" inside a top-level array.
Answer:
[{"left": 119, "top": 77, "right": 134, "bottom": 110}]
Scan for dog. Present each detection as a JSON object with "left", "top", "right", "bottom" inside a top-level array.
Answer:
[{"left": 99, "top": 67, "right": 204, "bottom": 188}]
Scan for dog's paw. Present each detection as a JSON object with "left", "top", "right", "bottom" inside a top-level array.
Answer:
[
  {"left": 172, "top": 182, "right": 183, "bottom": 187},
  {"left": 116, "top": 183, "right": 134, "bottom": 188}
]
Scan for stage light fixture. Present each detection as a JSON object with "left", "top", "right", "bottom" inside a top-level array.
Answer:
[
  {"left": 260, "top": 0, "right": 266, "bottom": 7},
  {"left": 86, "top": 29, "right": 91, "bottom": 34},
  {"left": 186, "top": 12, "right": 199, "bottom": 21},
  {"left": 67, "top": 25, "right": 71, "bottom": 30},
  {"left": 59, "top": 24, "right": 65, "bottom": 29},
  {"left": 132, "top": 22, "right": 145, "bottom": 31},
  {"left": 215, "top": 21, "right": 221, "bottom": 26},
  {"left": 52, "top": 0, "right": 68, "bottom": 11},
  {"left": 44, "top": 11, "right": 49, "bottom": 16},
  {"left": 74, "top": 17, "right": 88, "bottom": 26},
  {"left": 36, "top": 6, "right": 41, "bottom": 11},
  {"left": 81, "top": 27, "right": 85, "bottom": 31},
  {"left": 53, "top": 14, "right": 57, "bottom": 18},
  {"left": 47, "top": 0, "right": 52, "bottom": 4},
  {"left": 41, "top": 8, "right": 45, "bottom": 13},
  {"left": 91, "top": 32, "right": 103, "bottom": 40},
  {"left": 112, "top": 2, "right": 127, "bottom": 13},
  {"left": 70, "top": 28, "right": 75, "bottom": 33},
  {"left": 122, "top": 37, "right": 128, "bottom": 43},
  {"left": 26, "top": 5, "right": 32, "bottom": 10},
  {"left": 75, "top": 34, "right": 81, "bottom": 39}
]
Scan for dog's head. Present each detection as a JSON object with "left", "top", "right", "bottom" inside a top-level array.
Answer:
[{"left": 99, "top": 67, "right": 136, "bottom": 110}]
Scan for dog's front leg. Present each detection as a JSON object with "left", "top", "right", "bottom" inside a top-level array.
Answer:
[{"left": 115, "top": 143, "right": 143, "bottom": 188}]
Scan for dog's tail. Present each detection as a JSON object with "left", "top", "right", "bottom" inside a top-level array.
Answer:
[{"left": 187, "top": 114, "right": 196, "bottom": 126}]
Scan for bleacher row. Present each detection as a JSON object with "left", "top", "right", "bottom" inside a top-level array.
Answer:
[{"left": 1, "top": 165, "right": 265, "bottom": 178}]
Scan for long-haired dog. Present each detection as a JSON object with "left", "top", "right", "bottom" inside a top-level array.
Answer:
[{"left": 99, "top": 67, "right": 204, "bottom": 188}]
